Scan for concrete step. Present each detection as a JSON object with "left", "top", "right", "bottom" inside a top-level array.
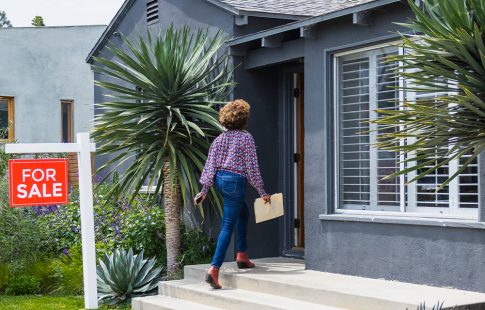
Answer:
[
  {"left": 158, "top": 279, "right": 347, "bottom": 310},
  {"left": 132, "top": 295, "right": 223, "bottom": 310},
  {"left": 183, "top": 257, "right": 485, "bottom": 310}
]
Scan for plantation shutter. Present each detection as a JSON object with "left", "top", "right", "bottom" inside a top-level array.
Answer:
[
  {"left": 338, "top": 55, "right": 371, "bottom": 209},
  {"left": 407, "top": 91, "right": 479, "bottom": 214},
  {"left": 458, "top": 154, "right": 479, "bottom": 209},
  {"left": 375, "top": 52, "right": 400, "bottom": 208},
  {"left": 338, "top": 47, "right": 400, "bottom": 210}
]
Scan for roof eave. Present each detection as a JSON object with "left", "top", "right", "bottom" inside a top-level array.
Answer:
[{"left": 86, "top": 0, "right": 136, "bottom": 64}]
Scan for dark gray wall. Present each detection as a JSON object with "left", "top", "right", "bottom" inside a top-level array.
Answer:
[{"left": 300, "top": 2, "right": 485, "bottom": 292}]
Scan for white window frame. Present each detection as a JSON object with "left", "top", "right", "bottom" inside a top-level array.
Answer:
[{"left": 333, "top": 42, "right": 479, "bottom": 220}]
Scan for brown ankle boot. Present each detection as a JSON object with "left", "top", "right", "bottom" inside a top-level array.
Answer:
[
  {"left": 236, "top": 252, "right": 255, "bottom": 269},
  {"left": 205, "top": 266, "right": 222, "bottom": 289}
]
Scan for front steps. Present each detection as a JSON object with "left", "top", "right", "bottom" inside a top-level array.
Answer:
[{"left": 132, "top": 257, "right": 485, "bottom": 310}]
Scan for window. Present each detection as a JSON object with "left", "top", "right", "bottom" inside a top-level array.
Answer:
[
  {"left": 61, "top": 100, "right": 74, "bottom": 143},
  {"left": 0, "top": 97, "right": 14, "bottom": 142},
  {"left": 146, "top": 0, "right": 159, "bottom": 25},
  {"left": 334, "top": 44, "right": 478, "bottom": 218}
]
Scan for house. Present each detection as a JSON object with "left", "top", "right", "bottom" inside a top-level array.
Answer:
[
  {"left": 0, "top": 25, "right": 105, "bottom": 144},
  {"left": 87, "top": 0, "right": 485, "bottom": 294}
]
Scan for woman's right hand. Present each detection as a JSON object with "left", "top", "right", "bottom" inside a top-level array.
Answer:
[
  {"left": 262, "top": 194, "right": 271, "bottom": 204},
  {"left": 194, "top": 192, "right": 206, "bottom": 205}
]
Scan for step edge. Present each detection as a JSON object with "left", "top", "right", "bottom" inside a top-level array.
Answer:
[
  {"left": 159, "top": 279, "right": 384, "bottom": 310},
  {"left": 132, "top": 295, "right": 224, "bottom": 310}
]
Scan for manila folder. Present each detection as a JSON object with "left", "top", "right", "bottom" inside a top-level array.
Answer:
[{"left": 254, "top": 193, "right": 284, "bottom": 223}]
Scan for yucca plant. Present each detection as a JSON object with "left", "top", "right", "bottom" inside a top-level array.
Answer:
[
  {"left": 92, "top": 25, "right": 233, "bottom": 276},
  {"left": 374, "top": 0, "right": 485, "bottom": 187},
  {"left": 97, "top": 248, "right": 162, "bottom": 305}
]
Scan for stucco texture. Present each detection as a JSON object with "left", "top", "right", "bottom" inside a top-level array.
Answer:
[{"left": 0, "top": 25, "right": 105, "bottom": 143}]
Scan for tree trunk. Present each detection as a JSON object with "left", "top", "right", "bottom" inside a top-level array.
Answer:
[{"left": 163, "top": 159, "right": 181, "bottom": 278}]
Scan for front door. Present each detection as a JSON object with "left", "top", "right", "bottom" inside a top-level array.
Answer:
[{"left": 293, "top": 73, "right": 305, "bottom": 249}]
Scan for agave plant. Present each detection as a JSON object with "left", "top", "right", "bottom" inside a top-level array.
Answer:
[
  {"left": 92, "top": 25, "right": 233, "bottom": 275},
  {"left": 374, "top": 0, "right": 485, "bottom": 187},
  {"left": 97, "top": 248, "right": 162, "bottom": 305}
]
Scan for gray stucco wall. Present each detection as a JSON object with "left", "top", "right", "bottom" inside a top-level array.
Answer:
[
  {"left": 300, "top": 3, "right": 485, "bottom": 292},
  {"left": 0, "top": 25, "right": 105, "bottom": 143}
]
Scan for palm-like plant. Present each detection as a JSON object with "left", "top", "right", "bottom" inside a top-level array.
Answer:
[
  {"left": 92, "top": 25, "right": 233, "bottom": 276},
  {"left": 374, "top": 0, "right": 485, "bottom": 187}
]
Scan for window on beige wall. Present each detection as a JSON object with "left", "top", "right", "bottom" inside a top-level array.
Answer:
[
  {"left": 61, "top": 99, "right": 74, "bottom": 143},
  {"left": 0, "top": 96, "right": 14, "bottom": 142}
]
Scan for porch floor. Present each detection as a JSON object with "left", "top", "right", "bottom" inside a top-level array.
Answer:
[{"left": 133, "top": 257, "right": 485, "bottom": 310}]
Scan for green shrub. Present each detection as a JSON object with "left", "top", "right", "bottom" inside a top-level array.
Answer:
[
  {"left": 5, "top": 275, "right": 40, "bottom": 295},
  {"left": 97, "top": 248, "right": 162, "bottom": 305},
  {"left": 0, "top": 146, "right": 17, "bottom": 179},
  {"left": 0, "top": 207, "right": 54, "bottom": 265},
  {"left": 27, "top": 257, "right": 57, "bottom": 294},
  {"left": 117, "top": 199, "right": 166, "bottom": 264},
  {"left": 180, "top": 228, "right": 215, "bottom": 266},
  {"left": 50, "top": 246, "right": 84, "bottom": 295},
  {"left": 37, "top": 184, "right": 166, "bottom": 262},
  {"left": 0, "top": 171, "right": 55, "bottom": 264},
  {"left": 0, "top": 262, "right": 9, "bottom": 292}
]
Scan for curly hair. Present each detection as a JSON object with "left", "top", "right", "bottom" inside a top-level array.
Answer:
[{"left": 219, "top": 99, "right": 250, "bottom": 130}]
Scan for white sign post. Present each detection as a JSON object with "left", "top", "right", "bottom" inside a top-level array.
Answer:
[{"left": 6, "top": 132, "right": 98, "bottom": 310}]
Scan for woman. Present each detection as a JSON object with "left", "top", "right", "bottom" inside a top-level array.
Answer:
[{"left": 194, "top": 99, "right": 271, "bottom": 289}]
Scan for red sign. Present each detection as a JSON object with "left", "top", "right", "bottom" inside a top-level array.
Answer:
[{"left": 9, "top": 159, "right": 69, "bottom": 207}]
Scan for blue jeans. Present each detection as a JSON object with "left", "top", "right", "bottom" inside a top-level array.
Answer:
[{"left": 211, "top": 170, "right": 249, "bottom": 268}]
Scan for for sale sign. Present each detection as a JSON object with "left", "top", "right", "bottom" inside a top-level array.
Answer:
[{"left": 9, "top": 159, "right": 69, "bottom": 207}]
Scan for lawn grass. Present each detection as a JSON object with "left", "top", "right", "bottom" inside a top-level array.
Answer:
[{"left": 0, "top": 295, "right": 131, "bottom": 310}]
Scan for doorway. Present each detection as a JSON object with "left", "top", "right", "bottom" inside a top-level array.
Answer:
[{"left": 292, "top": 72, "right": 305, "bottom": 250}]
